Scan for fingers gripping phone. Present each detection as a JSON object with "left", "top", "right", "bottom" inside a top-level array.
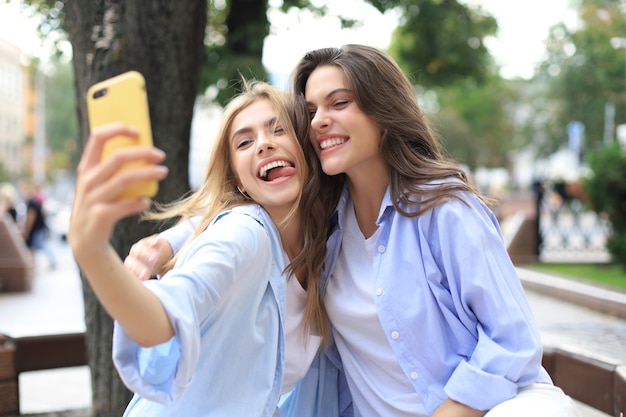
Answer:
[{"left": 86, "top": 71, "right": 159, "bottom": 199}]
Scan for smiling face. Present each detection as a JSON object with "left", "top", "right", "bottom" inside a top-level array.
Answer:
[
  {"left": 229, "top": 99, "right": 302, "bottom": 221},
  {"left": 304, "top": 65, "right": 384, "bottom": 180}
]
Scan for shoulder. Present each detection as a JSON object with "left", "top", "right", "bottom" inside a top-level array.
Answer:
[
  {"left": 398, "top": 182, "right": 495, "bottom": 235},
  {"left": 177, "top": 205, "right": 276, "bottom": 267},
  {"left": 206, "top": 205, "right": 272, "bottom": 242},
  {"left": 215, "top": 204, "right": 274, "bottom": 227},
  {"left": 393, "top": 177, "right": 485, "bottom": 216}
]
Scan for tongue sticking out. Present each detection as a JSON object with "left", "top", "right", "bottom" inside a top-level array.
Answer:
[{"left": 266, "top": 166, "right": 296, "bottom": 181}]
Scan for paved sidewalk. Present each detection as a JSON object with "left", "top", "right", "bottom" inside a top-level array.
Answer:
[{"left": 0, "top": 239, "right": 621, "bottom": 416}]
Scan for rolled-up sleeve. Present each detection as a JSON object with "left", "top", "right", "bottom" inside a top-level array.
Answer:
[
  {"left": 113, "top": 212, "right": 272, "bottom": 405},
  {"left": 434, "top": 195, "right": 544, "bottom": 410}
]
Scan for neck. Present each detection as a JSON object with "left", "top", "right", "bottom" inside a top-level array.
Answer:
[
  {"left": 274, "top": 211, "right": 303, "bottom": 261},
  {"left": 346, "top": 161, "right": 389, "bottom": 238}
]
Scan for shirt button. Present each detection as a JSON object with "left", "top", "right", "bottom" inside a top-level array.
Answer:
[
  {"left": 391, "top": 331, "right": 399, "bottom": 339},
  {"left": 410, "top": 372, "right": 418, "bottom": 380},
  {"left": 375, "top": 288, "right": 383, "bottom": 296},
  {"left": 377, "top": 245, "right": 385, "bottom": 253}
]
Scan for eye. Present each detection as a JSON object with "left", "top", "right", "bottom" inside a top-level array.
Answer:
[
  {"left": 332, "top": 99, "right": 349, "bottom": 108},
  {"left": 235, "top": 137, "right": 254, "bottom": 149},
  {"left": 307, "top": 109, "right": 317, "bottom": 120},
  {"left": 273, "top": 125, "right": 285, "bottom": 135}
]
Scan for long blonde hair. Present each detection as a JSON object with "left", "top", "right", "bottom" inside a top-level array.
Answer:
[{"left": 144, "top": 81, "right": 334, "bottom": 344}]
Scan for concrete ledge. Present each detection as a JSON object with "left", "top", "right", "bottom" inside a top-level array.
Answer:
[
  {"left": 503, "top": 211, "right": 539, "bottom": 264},
  {"left": 520, "top": 267, "right": 626, "bottom": 416},
  {"left": 517, "top": 267, "right": 626, "bottom": 320}
]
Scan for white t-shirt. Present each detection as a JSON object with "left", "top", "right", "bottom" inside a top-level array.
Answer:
[
  {"left": 282, "top": 252, "right": 321, "bottom": 393},
  {"left": 325, "top": 200, "right": 427, "bottom": 416}
]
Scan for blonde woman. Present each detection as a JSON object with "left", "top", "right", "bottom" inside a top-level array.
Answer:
[{"left": 70, "top": 81, "right": 347, "bottom": 416}]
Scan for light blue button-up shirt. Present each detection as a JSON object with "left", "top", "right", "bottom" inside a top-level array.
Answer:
[
  {"left": 321, "top": 184, "right": 552, "bottom": 415},
  {"left": 114, "top": 205, "right": 284, "bottom": 416},
  {"left": 114, "top": 204, "right": 348, "bottom": 417}
]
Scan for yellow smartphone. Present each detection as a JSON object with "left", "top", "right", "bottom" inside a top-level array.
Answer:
[{"left": 86, "top": 71, "right": 159, "bottom": 199}]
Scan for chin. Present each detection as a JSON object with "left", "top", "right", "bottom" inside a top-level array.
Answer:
[{"left": 320, "top": 163, "right": 344, "bottom": 177}]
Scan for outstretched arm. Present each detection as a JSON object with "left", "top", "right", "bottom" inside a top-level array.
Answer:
[{"left": 69, "top": 123, "right": 172, "bottom": 347}]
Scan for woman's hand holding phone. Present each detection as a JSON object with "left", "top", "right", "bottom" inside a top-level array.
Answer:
[
  {"left": 86, "top": 71, "right": 160, "bottom": 199},
  {"left": 71, "top": 71, "right": 169, "bottom": 259},
  {"left": 69, "top": 123, "right": 168, "bottom": 260}
]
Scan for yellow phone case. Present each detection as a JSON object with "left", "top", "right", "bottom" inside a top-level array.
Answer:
[{"left": 86, "top": 71, "right": 159, "bottom": 199}]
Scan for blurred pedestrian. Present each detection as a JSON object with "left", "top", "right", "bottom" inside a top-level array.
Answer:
[
  {"left": 19, "top": 180, "right": 56, "bottom": 270},
  {"left": 0, "top": 182, "right": 18, "bottom": 223}
]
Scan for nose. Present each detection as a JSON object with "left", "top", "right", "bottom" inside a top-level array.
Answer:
[
  {"left": 310, "top": 109, "right": 330, "bottom": 132},
  {"left": 256, "top": 132, "right": 276, "bottom": 155}
]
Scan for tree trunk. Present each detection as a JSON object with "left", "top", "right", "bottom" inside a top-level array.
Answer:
[{"left": 64, "top": 1, "right": 207, "bottom": 415}]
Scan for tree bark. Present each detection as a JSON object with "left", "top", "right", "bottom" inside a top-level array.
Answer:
[{"left": 64, "top": 1, "right": 207, "bottom": 415}]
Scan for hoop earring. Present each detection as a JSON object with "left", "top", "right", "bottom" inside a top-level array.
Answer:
[{"left": 237, "top": 186, "right": 251, "bottom": 200}]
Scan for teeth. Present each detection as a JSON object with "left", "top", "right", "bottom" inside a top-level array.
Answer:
[
  {"left": 259, "top": 160, "right": 290, "bottom": 178},
  {"left": 320, "top": 138, "right": 346, "bottom": 150}
]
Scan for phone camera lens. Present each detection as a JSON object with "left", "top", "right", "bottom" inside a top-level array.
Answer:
[{"left": 93, "top": 88, "right": 108, "bottom": 99}]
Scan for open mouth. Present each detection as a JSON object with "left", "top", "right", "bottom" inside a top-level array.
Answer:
[
  {"left": 320, "top": 137, "right": 346, "bottom": 150},
  {"left": 258, "top": 160, "right": 296, "bottom": 181}
]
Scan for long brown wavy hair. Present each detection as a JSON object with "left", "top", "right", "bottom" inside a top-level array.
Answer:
[
  {"left": 144, "top": 81, "right": 335, "bottom": 344},
  {"left": 291, "top": 44, "right": 493, "bottom": 217}
]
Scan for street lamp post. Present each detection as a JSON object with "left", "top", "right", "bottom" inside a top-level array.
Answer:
[{"left": 611, "top": 37, "right": 626, "bottom": 145}]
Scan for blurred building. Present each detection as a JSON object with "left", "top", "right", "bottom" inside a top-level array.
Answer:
[{"left": 0, "top": 37, "right": 27, "bottom": 178}]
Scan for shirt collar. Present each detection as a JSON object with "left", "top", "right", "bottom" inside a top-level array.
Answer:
[{"left": 333, "top": 184, "right": 394, "bottom": 230}]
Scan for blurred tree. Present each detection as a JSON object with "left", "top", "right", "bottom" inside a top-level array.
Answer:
[
  {"left": 432, "top": 76, "right": 517, "bottom": 169},
  {"left": 382, "top": 0, "right": 508, "bottom": 171},
  {"left": 584, "top": 143, "right": 626, "bottom": 269},
  {"left": 0, "top": 162, "right": 11, "bottom": 182},
  {"left": 14, "top": 0, "right": 500, "bottom": 102},
  {"left": 387, "top": 0, "right": 498, "bottom": 87},
  {"left": 44, "top": 58, "right": 78, "bottom": 172},
  {"left": 180, "top": 0, "right": 500, "bottom": 105},
  {"left": 200, "top": 0, "right": 269, "bottom": 105},
  {"left": 535, "top": 0, "right": 626, "bottom": 156}
]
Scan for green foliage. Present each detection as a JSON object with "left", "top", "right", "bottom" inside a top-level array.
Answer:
[
  {"left": 202, "top": 44, "right": 268, "bottom": 105},
  {"left": 388, "top": 0, "right": 498, "bottom": 87},
  {"left": 44, "top": 59, "right": 78, "bottom": 170},
  {"left": 529, "top": 262, "right": 626, "bottom": 291},
  {"left": 536, "top": 0, "right": 626, "bottom": 155},
  {"left": 0, "top": 161, "right": 12, "bottom": 183},
  {"left": 18, "top": 0, "right": 501, "bottom": 105},
  {"left": 432, "top": 76, "right": 517, "bottom": 168},
  {"left": 584, "top": 143, "right": 626, "bottom": 268},
  {"left": 203, "top": 0, "right": 269, "bottom": 105}
]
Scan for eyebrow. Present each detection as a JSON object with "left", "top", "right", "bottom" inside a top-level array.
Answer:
[
  {"left": 306, "top": 88, "right": 351, "bottom": 106},
  {"left": 231, "top": 116, "right": 279, "bottom": 143}
]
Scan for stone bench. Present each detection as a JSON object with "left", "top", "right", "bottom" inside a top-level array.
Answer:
[
  {"left": 0, "top": 333, "right": 86, "bottom": 416},
  {"left": 543, "top": 346, "right": 626, "bottom": 416}
]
